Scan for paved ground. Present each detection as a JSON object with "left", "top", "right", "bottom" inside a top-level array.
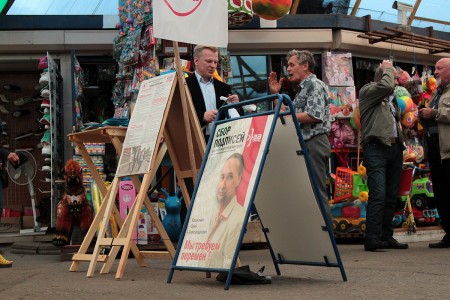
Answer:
[{"left": 1, "top": 239, "right": 450, "bottom": 300}]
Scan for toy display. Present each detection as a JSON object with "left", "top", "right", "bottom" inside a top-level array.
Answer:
[
  {"left": 330, "top": 167, "right": 369, "bottom": 235},
  {"left": 322, "top": 52, "right": 355, "bottom": 87},
  {"left": 393, "top": 165, "right": 438, "bottom": 231},
  {"left": 328, "top": 119, "right": 357, "bottom": 149},
  {"left": 52, "top": 160, "right": 94, "bottom": 246},
  {"left": 329, "top": 86, "right": 356, "bottom": 119}
]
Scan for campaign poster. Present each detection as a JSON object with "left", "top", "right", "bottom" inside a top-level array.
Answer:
[
  {"left": 176, "top": 115, "right": 274, "bottom": 269},
  {"left": 116, "top": 72, "right": 176, "bottom": 177}
]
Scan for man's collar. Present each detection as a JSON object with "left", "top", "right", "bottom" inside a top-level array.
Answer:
[
  {"left": 195, "top": 71, "right": 213, "bottom": 84},
  {"left": 300, "top": 73, "right": 316, "bottom": 87}
]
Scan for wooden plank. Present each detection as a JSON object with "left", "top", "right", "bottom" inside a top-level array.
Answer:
[
  {"left": 140, "top": 251, "right": 172, "bottom": 259},
  {"left": 72, "top": 254, "right": 108, "bottom": 262}
]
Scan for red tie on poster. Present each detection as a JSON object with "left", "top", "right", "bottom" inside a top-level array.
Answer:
[{"left": 236, "top": 115, "right": 269, "bottom": 206}]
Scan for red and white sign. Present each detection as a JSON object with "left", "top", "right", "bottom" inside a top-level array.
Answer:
[
  {"left": 176, "top": 115, "right": 273, "bottom": 269},
  {"left": 153, "top": 0, "right": 228, "bottom": 47}
]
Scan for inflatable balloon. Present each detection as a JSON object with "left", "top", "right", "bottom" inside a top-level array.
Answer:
[
  {"left": 252, "top": 0, "right": 292, "bottom": 21},
  {"left": 397, "top": 97, "right": 406, "bottom": 113},
  {"left": 401, "top": 111, "right": 417, "bottom": 128},
  {"left": 400, "top": 96, "right": 413, "bottom": 113},
  {"left": 394, "top": 86, "right": 411, "bottom": 98},
  {"left": 350, "top": 116, "right": 357, "bottom": 130},
  {"left": 350, "top": 106, "right": 361, "bottom": 130},
  {"left": 427, "top": 77, "right": 437, "bottom": 94}
]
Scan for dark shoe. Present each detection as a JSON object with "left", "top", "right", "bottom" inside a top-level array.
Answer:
[
  {"left": 429, "top": 240, "right": 450, "bottom": 248},
  {"left": 383, "top": 237, "right": 408, "bottom": 249},
  {"left": 364, "top": 239, "right": 388, "bottom": 251}
]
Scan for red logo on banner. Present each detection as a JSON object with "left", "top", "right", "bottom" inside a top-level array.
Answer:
[
  {"left": 236, "top": 116, "right": 268, "bottom": 206},
  {"left": 163, "top": 0, "right": 203, "bottom": 17}
]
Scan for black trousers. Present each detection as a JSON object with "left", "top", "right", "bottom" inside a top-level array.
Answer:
[
  {"left": 427, "top": 136, "right": 450, "bottom": 235},
  {"left": 363, "top": 140, "right": 403, "bottom": 241}
]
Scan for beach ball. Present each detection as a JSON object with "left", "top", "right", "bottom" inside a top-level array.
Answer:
[
  {"left": 427, "top": 77, "right": 437, "bottom": 94},
  {"left": 350, "top": 106, "right": 361, "bottom": 130},
  {"left": 394, "top": 86, "right": 411, "bottom": 98},
  {"left": 401, "top": 96, "right": 414, "bottom": 113},
  {"left": 252, "top": 0, "right": 292, "bottom": 21},
  {"left": 401, "top": 111, "right": 417, "bottom": 128},
  {"left": 228, "top": 0, "right": 254, "bottom": 26}
]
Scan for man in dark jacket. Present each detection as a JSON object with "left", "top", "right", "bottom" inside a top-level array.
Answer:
[
  {"left": 186, "top": 45, "right": 240, "bottom": 142},
  {"left": 359, "top": 59, "right": 408, "bottom": 251},
  {"left": 419, "top": 57, "right": 450, "bottom": 248}
]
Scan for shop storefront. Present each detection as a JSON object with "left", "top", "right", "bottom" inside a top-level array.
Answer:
[{"left": 0, "top": 8, "right": 449, "bottom": 237}]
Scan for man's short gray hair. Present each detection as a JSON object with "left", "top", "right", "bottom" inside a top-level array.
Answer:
[
  {"left": 286, "top": 50, "right": 315, "bottom": 73},
  {"left": 193, "top": 45, "right": 219, "bottom": 58}
]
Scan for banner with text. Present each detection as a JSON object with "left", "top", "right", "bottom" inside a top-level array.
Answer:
[
  {"left": 176, "top": 115, "right": 273, "bottom": 269},
  {"left": 153, "top": 0, "right": 228, "bottom": 48}
]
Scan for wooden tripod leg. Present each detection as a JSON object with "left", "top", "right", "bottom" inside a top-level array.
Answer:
[
  {"left": 100, "top": 182, "right": 146, "bottom": 275},
  {"left": 70, "top": 181, "right": 113, "bottom": 272},
  {"left": 86, "top": 178, "right": 120, "bottom": 277}
]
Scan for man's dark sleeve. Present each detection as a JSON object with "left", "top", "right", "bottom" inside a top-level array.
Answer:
[{"left": 0, "top": 148, "right": 10, "bottom": 161}]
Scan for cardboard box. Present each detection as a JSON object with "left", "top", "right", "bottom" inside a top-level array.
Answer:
[
  {"left": 1, "top": 216, "right": 20, "bottom": 225},
  {"left": 243, "top": 221, "right": 266, "bottom": 244},
  {"left": 22, "top": 216, "right": 35, "bottom": 229}
]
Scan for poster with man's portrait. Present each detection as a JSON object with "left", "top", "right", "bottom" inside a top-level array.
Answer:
[{"left": 176, "top": 115, "right": 273, "bottom": 269}]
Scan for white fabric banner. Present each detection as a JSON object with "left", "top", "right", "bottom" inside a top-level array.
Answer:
[{"left": 153, "top": 0, "right": 228, "bottom": 47}]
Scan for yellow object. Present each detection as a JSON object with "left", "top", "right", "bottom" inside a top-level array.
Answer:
[
  {"left": 359, "top": 191, "right": 369, "bottom": 202},
  {"left": 213, "top": 70, "right": 223, "bottom": 82},
  {"left": 358, "top": 163, "right": 367, "bottom": 176},
  {"left": 0, "top": 254, "right": 12, "bottom": 268}
]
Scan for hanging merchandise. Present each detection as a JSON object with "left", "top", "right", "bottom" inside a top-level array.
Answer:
[
  {"left": 228, "top": 0, "right": 254, "bottom": 26},
  {"left": 218, "top": 47, "right": 232, "bottom": 82},
  {"left": 252, "top": 0, "right": 292, "bottom": 21},
  {"left": 111, "top": 0, "right": 158, "bottom": 122},
  {"left": 120, "top": 27, "right": 142, "bottom": 66},
  {"left": 322, "top": 52, "right": 355, "bottom": 87}
]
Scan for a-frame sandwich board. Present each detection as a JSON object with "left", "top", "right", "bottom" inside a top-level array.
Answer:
[
  {"left": 167, "top": 94, "right": 347, "bottom": 289},
  {"left": 70, "top": 57, "right": 205, "bottom": 279}
]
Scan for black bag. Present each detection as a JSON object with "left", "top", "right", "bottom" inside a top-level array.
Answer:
[
  {"left": 0, "top": 167, "right": 8, "bottom": 188},
  {"left": 216, "top": 265, "right": 272, "bottom": 285}
]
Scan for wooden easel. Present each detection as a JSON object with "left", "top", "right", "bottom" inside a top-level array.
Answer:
[{"left": 70, "top": 42, "right": 205, "bottom": 279}]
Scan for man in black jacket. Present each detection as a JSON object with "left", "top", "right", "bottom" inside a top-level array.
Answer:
[{"left": 186, "top": 45, "right": 240, "bottom": 142}]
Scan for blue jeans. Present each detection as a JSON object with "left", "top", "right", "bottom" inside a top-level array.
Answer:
[{"left": 363, "top": 140, "right": 403, "bottom": 241}]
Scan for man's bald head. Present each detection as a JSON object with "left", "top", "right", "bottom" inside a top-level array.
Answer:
[{"left": 435, "top": 58, "right": 450, "bottom": 88}]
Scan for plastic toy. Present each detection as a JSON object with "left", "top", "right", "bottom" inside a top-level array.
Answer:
[
  {"left": 329, "top": 167, "right": 369, "bottom": 235},
  {"left": 332, "top": 167, "right": 368, "bottom": 204},
  {"left": 393, "top": 165, "right": 437, "bottom": 230},
  {"left": 159, "top": 187, "right": 183, "bottom": 242},
  {"left": 52, "top": 160, "right": 94, "bottom": 246}
]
